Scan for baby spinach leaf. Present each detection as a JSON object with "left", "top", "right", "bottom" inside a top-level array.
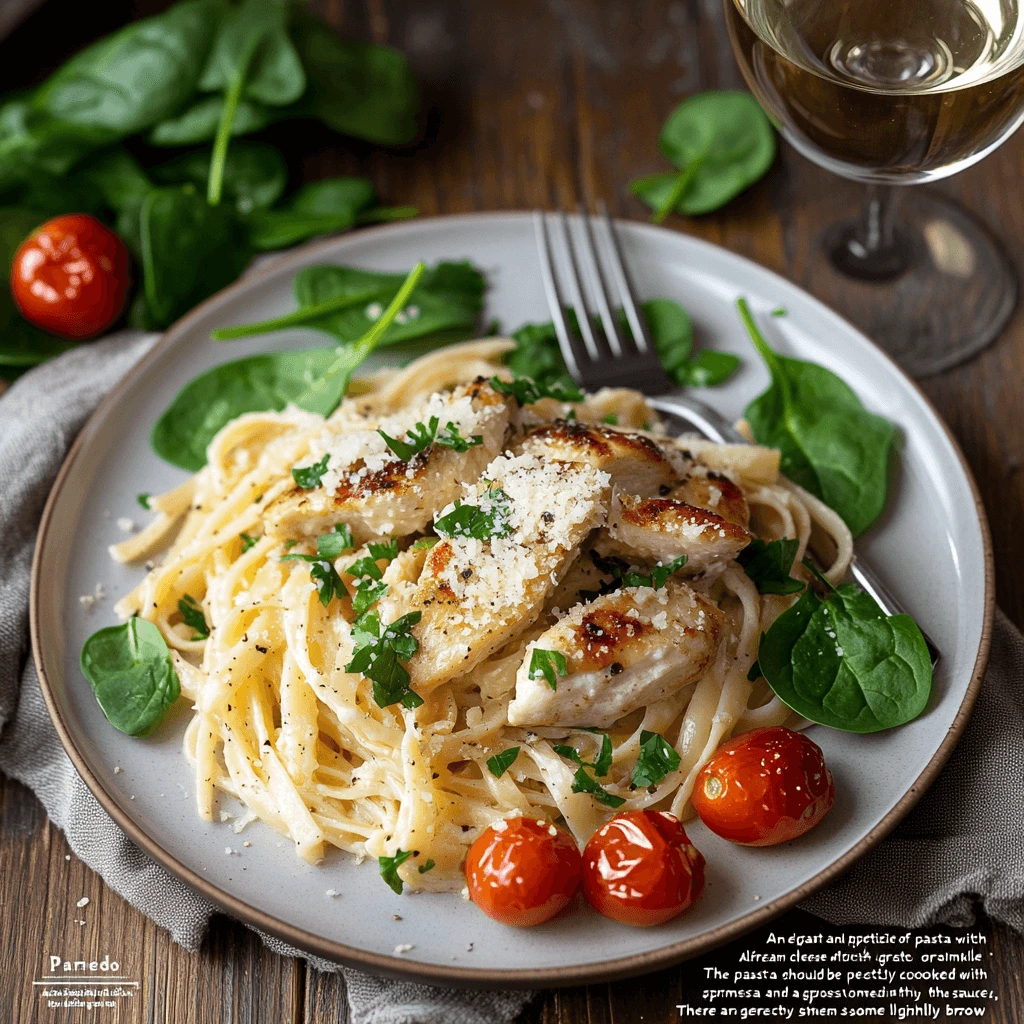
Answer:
[
  {"left": 151, "top": 347, "right": 338, "bottom": 470},
  {"left": 147, "top": 94, "right": 278, "bottom": 147},
  {"left": 486, "top": 747, "right": 521, "bottom": 778},
  {"left": 631, "top": 730, "right": 681, "bottom": 787},
  {"left": 139, "top": 185, "right": 252, "bottom": 329},
  {"left": 505, "top": 298, "right": 738, "bottom": 391},
  {"left": 737, "top": 537, "right": 804, "bottom": 596},
  {"left": 244, "top": 177, "right": 416, "bottom": 251},
  {"left": 213, "top": 260, "right": 483, "bottom": 346},
  {"left": 77, "top": 147, "right": 154, "bottom": 258},
  {"left": 287, "top": 9, "right": 419, "bottom": 146},
  {"left": 31, "top": 0, "right": 219, "bottom": 146},
  {"left": 758, "top": 577, "right": 932, "bottom": 733},
  {"left": 738, "top": 298, "right": 896, "bottom": 537},
  {"left": 630, "top": 91, "right": 776, "bottom": 222},
  {"left": 198, "top": 0, "right": 305, "bottom": 205},
  {"left": 80, "top": 618, "right": 181, "bottom": 736},
  {"left": 151, "top": 141, "right": 287, "bottom": 215}
]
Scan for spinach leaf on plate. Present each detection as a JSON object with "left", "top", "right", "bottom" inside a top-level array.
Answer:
[
  {"left": 737, "top": 537, "right": 804, "bottom": 596},
  {"left": 80, "top": 618, "right": 181, "bottom": 736},
  {"left": 505, "top": 298, "right": 739, "bottom": 391},
  {"left": 147, "top": 94, "right": 278, "bottom": 147},
  {"left": 138, "top": 184, "right": 252, "bottom": 329},
  {"left": 738, "top": 297, "right": 896, "bottom": 537},
  {"left": 152, "top": 262, "right": 425, "bottom": 469},
  {"left": 630, "top": 91, "right": 776, "bottom": 222},
  {"left": 212, "top": 260, "right": 484, "bottom": 345},
  {"left": 757, "top": 574, "right": 932, "bottom": 733}
]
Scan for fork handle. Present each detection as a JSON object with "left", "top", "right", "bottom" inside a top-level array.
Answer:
[{"left": 645, "top": 392, "right": 940, "bottom": 665}]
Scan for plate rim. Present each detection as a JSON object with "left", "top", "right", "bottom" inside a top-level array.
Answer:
[{"left": 30, "top": 211, "right": 995, "bottom": 989}]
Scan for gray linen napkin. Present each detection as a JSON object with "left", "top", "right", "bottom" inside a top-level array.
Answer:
[
  {"left": 0, "top": 332, "right": 531, "bottom": 1024},
  {"left": 1, "top": 334, "right": 1021, "bottom": 1024}
]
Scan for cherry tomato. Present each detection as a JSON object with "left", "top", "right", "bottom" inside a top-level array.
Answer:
[
  {"left": 691, "top": 726, "right": 834, "bottom": 847},
  {"left": 10, "top": 214, "right": 130, "bottom": 339},
  {"left": 582, "top": 810, "right": 705, "bottom": 927},
  {"left": 465, "top": 817, "right": 582, "bottom": 926}
]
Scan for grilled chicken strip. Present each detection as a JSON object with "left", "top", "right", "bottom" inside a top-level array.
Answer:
[
  {"left": 669, "top": 466, "right": 751, "bottom": 530},
  {"left": 604, "top": 492, "right": 751, "bottom": 574},
  {"left": 265, "top": 380, "right": 512, "bottom": 544},
  {"left": 507, "top": 582, "right": 723, "bottom": 729},
  {"left": 519, "top": 420, "right": 685, "bottom": 496},
  {"left": 378, "top": 450, "right": 611, "bottom": 695}
]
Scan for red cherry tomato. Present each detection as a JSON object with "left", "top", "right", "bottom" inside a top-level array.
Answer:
[
  {"left": 582, "top": 810, "right": 705, "bottom": 927},
  {"left": 10, "top": 214, "right": 130, "bottom": 339},
  {"left": 691, "top": 726, "right": 835, "bottom": 847},
  {"left": 465, "top": 817, "right": 582, "bottom": 926}
]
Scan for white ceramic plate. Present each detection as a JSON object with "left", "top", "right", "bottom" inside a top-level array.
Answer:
[{"left": 32, "top": 213, "right": 993, "bottom": 987}]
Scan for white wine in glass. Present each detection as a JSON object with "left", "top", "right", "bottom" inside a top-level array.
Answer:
[{"left": 724, "top": 0, "right": 1024, "bottom": 375}]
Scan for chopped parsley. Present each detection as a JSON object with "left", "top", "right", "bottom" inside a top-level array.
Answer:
[
  {"left": 136, "top": 492, "right": 151, "bottom": 510},
  {"left": 412, "top": 536, "right": 438, "bottom": 550},
  {"left": 737, "top": 538, "right": 803, "bottom": 595},
  {"left": 554, "top": 733, "right": 612, "bottom": 777},
  {"left": 529, "top": 649, "right": 568, "bottom": 690},
  {"left": 433, "top": 487, "right": 513, "bottom": 541},
  {"left": 379, "top": 416, "right": 484, "bottom": 461},
  {"left": 239, "top": 532, "right": 258, "bottom": 553},
  {"left": 772, "top": 306, "right": 788, "bottom": 317},
  {"left": 491, "top": 375, "right": 584, "bottom": 405},
  {"left": 486, "top": 747, "right": 521, "bottom": 778},
  {"left": 379, "top": 849, "right": 415, "bottom": 894},
  {"left": 316, "top": 524, "right": 354, "bottom": 560},
  {"left": 630, "top": 730, "right": 681, "bottom": 787},
  {"left": 602, "top": 414, "right": 619, "bottom": 425},
  {"left": 346, "top": 539, "right": 398, "bottom": 615},
  {"left": 418, "top": 859, "right": 436, "bottom": 874},
  {"left": 570, "top": 768, "right": 625, "bottom": 808},
  {"left": 292, "top": 453, "right": 330, "bottom": 489},
  {"left": 281, "top": 551, "right": 347, "bottom": 606},
  {"left": 589, "top": 551, "right": 688, "bottom": 595},
  {"left": 177, "top": 594, "right": 209, "bottom": 640},
  {"left": 346, "top": 610, "right": 423, "bottom": 709}
]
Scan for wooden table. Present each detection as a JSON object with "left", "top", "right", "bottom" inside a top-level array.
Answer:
[{"left": 3, "top": 1, "right": 1024, "bottom": 1021}]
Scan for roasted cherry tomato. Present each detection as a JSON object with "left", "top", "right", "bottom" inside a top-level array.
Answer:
[
  {"left": 10, "top": 214, "right": 130, "bottom": 339},
  {"left": 582, "top": 810, "right": 705, "bottom": 927},
  {"left": 691, "top": 726, "right": 834, "bottom": 847},
  {"left": 465, "top": 817, "right": 582, "bottom": 926}
]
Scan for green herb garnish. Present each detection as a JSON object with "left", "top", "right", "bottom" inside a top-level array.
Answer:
[
  {"left": 177, "top": 594, "right": 209, "bottom": 639},
  {"left": 137, "top": 493, "right": 151, "bottom": 510},
  {"left": 529, "top": 649, "right": 568, "bottom": 690},
  {"left": 418, "top": 859, "right": 435, "bottom": 874},
  {"left": 346, "top": 611, "right": 423, "bottom": 709},
  {"left": 490, "top": 375, "right": 583, "bottom": 405},
  {"left": 554, "top": 734, "right": 613, "bottom": 777},
  {"left": 239, "top": 532, "right": 259, "bottom": 552},
  {"left": 434, "top": 487, "right": 513, "bottom": 541},
  {"left": 316, "top": 524, "right": 354, "bottom": 559},
  {"left": 631, "top": 731, "right": 681, "bottom": 787},
  {"left": 570, "top": 767, "right": 625, "bottom": 808},
  {"left": 292, "top": 453, "right": 329, "bottom": 490},
  {"left": 486, "top": 747, "right": 521, "bottom": 778},
  {"left": 379, "top": 849, "right": 414, "bottom": 894}
]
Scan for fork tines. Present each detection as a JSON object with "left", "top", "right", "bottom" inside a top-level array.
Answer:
[{"left": 534, "top": 203, "right": 673, "bottom": 393}]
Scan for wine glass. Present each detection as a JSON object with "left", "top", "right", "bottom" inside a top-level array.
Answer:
[{"left": 723, "top": 0, "right": 1024, "bottom": 377}]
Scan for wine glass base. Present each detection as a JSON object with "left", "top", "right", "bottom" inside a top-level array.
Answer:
[{"left": 814, "top": 191, "right": 1017, "bottom": 378}]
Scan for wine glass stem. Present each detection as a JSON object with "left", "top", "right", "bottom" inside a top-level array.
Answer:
[{"left": 828, "top": 184, "right": 913, "bottom": 282}]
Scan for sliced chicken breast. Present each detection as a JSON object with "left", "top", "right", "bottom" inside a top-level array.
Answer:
[
  {"left": 604, "top": 492, "right": 751, "bottom": 574},
  {"left": 265, "top": 381, "right": 512, "bottom": 544},
  {"left": 669, "top": 466, "right": 750, "bottom": 530},
  {"left": 507, "top": 582, "right": 723, "bottom": 729},
  {"left": 378, "top": 451, "right": 611, "bottom": 695},
  {"left": 519, "top": 420, "right": 685, "bottom": 496}
]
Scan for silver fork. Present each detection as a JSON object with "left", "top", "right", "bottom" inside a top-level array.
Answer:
[{"left": 534, "top": 203, "right": 940, "bottom": 664}]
